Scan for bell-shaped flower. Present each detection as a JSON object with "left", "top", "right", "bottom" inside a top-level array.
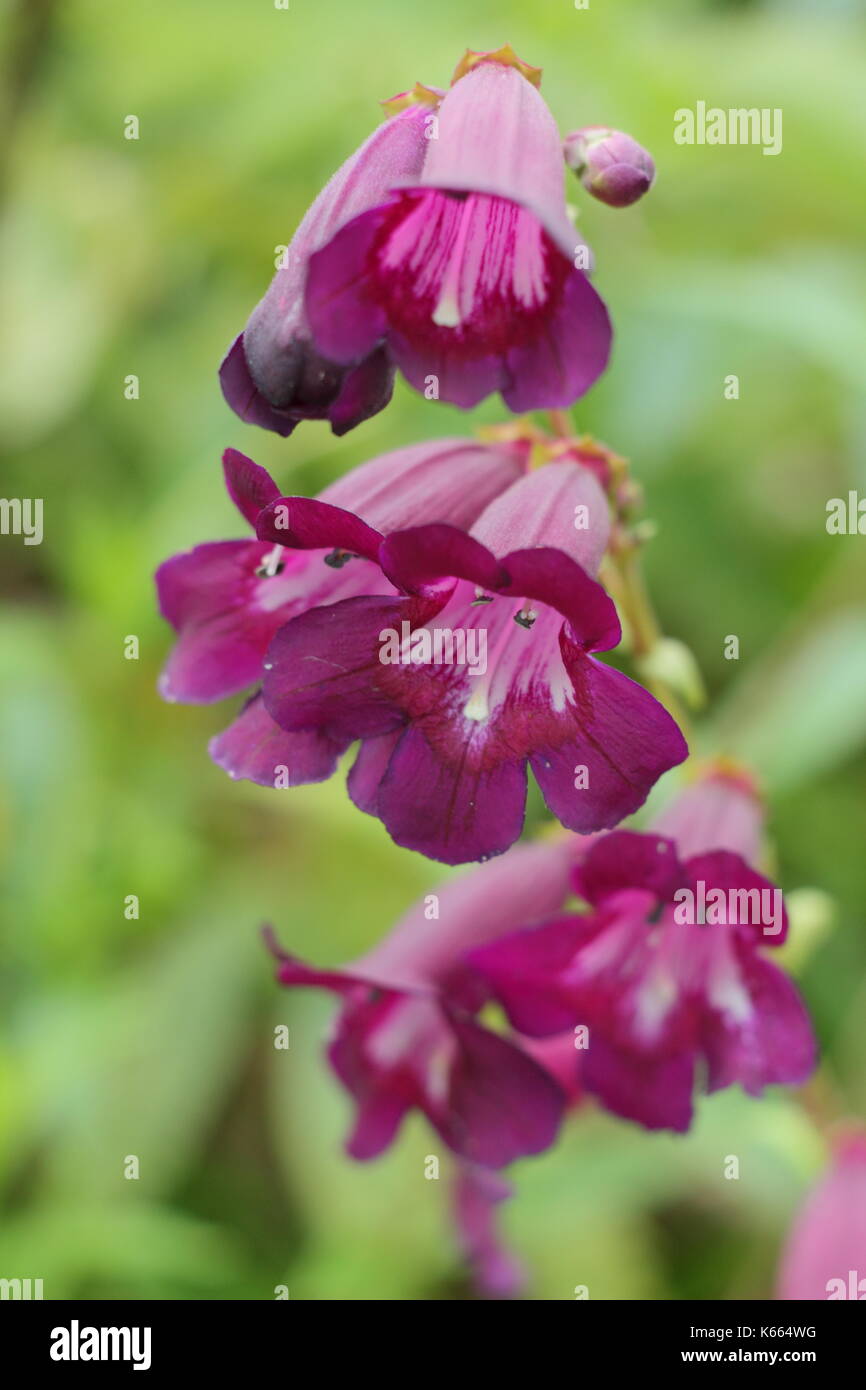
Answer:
[
  {"left": 258, "top": 458, "right": 686, "bottom": 863},
  {"left": 304, "top": 48, "right": 611, "bottom": 412}
]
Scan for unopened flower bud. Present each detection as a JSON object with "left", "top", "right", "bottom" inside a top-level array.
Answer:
[{"left": 564, "top": 126, "right": 655, "bottom": 208}]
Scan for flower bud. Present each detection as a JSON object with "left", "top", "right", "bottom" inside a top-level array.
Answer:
[{"left": 563, "top": 126, "right": 655, "bottom": 208}]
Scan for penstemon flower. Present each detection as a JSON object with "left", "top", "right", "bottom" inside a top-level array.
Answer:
[
  {"left": 304, "top": 46, "right": 613, "bottom": 412},
  {"left": 257, "top": 455, "right": 687, "bottom": 863},
  {"left": 156, "top": 437, "right": 529, "bottom": 785},
  {"left": 265, "top": 837, "right": 578, "bottom": 1167},
  {"left": 467, "top": 766, "right": 816, "bottom": 1131}
]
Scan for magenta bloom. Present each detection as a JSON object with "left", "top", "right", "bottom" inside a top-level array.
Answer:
[
  {"left": 220, "top": 98, "right": 434, "bottom": 437},
  {"left": 563, "top": 126, "right": 655, "bottom": 209},
  {"left": 305, "top": 56, "right": 611, "bottom": 411},
  {"left": 468, "top": 772, "right": 816, "bottom": 1131},
  {"left": 266, "top": 838, "right": 577, "bottom": 1167},
  {"left": 156, "top": 437, "right": 528, "bottom": 785},
  {"left": 257, "top": 459, "right": 686, "bottom": 863},
  {"left": 777, "top": 1128, "right": 866, "bottom": 1300}
]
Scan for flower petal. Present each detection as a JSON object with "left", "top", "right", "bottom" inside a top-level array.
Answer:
[
  {"left": 441, "top": 1013, "right": 564, "bottom": 1167},
  {"left": 218, "top": 335, "right": 299, "bottom": 437},
  {"left": 209, "top": 693, "right": 348, "bottom": 787},
  {"left": 156, "top": 540, "right": 278, "bottom": 702},
  {"left": 379, "top": 524, "right": 508, "bottom": 595},
  {"left": 262, "top": 594, "right": 425, "bottom": 740},
  {"left": 702, "top": 952, "right": 816, "bottom": 1097},
  {"left": 468, "top": 914, "right": 597, "bottom": 1037},
  {"left": 346, "top": 730, "right": 402, "bottom": 816},
  {"left": 470, "top": 459, "right": 611, "bottom": 576},
  {"left": 256, "top": 497, "right": 384, "bottom": 563},
  {"left": 530, "top": 643, "right": 689, "bottom": 833},
  {"left": 503, "top": 265, "right": 611, "bottom": 412},
  {"left": 574, "top": 830, "right": 682, "bottom": 906},
  {"left": 583, "top": 1036, "right": 696, "bottom": 1133},
  {"left": 376, "top": 723, "right": 528, "bottom": 864},
  {"left": 221, "top": 448, "right": 280, "bottom": 529}
]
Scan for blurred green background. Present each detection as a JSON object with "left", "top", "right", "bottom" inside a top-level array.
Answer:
[{"left": 1, "top": 0, "right": 865, "bottom": 1300}]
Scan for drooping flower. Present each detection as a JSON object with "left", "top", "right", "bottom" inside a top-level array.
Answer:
[
  {"left": 304, "top": 47, "right": 612, "bottom": 412},
  {"left": 258, "top": 456, "right": 687, "bottom": 863},
  {"left": 563, "top": 127, "right": 655, "bottom": 208},
  {"left": 776, "top": 1127, "right": 866, "bottom": 1301},
  {"left": 266, "top": 837, "right": 577, "bottom": 1167},
  {"left": 219, "top": 92, "right": 438, "bottom": 437},
  {"left": 468, "top": 767, "right": 817, "bottom": 1131},
  {"left": 155, "top": 437, "right": 529, "bottom": 785}
]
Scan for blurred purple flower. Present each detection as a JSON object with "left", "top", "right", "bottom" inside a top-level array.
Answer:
[
  {"left": 265, "top": 838, "right": 576, "bottom": 1167},
  {"left": 468, "top": 767, "right": 816, "bottom": 1131}
]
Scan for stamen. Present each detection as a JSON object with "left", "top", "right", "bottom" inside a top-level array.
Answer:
[
  {"left": 514, "top": 605, "right": 538, "bottom": 629},
  {"left": 431, "top": 195, "right": 474, "bottom": 328},
  {"left": 256, "top": 545, "right": 285, "bottom": 578},
  {"left": 324, "top": 549, "right": 354, "bottom": 569}
]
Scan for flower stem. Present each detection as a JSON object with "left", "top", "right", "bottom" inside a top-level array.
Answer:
[{"left": 547, "top": 409, "right": 573, "bottom": 439}]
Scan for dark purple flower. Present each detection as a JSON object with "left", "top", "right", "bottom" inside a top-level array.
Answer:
[
  {"left": 156, "top": 437, "right": 529, "bottom": 785},
  {"left": 258, "top": 460, "right": 686, "bottom": 863},
  {"left": 220, "top": 94, "right": 437, "bottom": 437},
  {"left": 266, "top": 838, "right": 576, "bottom": 1167},
  {"left": 563, "top": 126, "right": 655, "bottom": 208},
  {"left": 304, "top": 51, "right": 611, "bottom": 411},
  {"left": 468, "top": 770, "right": 816, "bottom": 1132}
]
